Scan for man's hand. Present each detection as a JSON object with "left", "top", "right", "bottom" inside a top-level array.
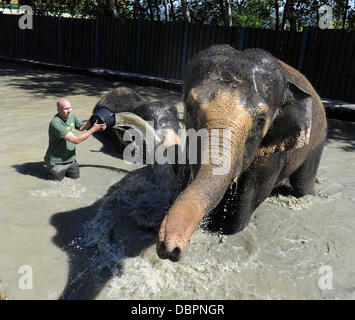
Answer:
[{"left": 91, "top": 120, "right": 107, "bottom": 132}]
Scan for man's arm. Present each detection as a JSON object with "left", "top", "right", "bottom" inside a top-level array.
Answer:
[{"left": 64, "top": 121, "right": 106, "bottom": 145}]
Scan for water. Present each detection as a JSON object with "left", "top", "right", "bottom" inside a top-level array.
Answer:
[{"left": 0, "top": 61, "right": 354, "bottom": 300}]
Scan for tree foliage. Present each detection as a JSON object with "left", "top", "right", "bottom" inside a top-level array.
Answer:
[{"left": 0, "top": 0, "right": 354, "bottom": 30}]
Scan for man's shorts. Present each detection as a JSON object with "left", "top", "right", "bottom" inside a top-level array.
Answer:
[{"left": 46, "top": 160, "right": 80, "bottom": 181}]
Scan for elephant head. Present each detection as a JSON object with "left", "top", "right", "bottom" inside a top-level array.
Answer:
[{"left": 156, "top": 45, "right": 318, "bottom": 262}]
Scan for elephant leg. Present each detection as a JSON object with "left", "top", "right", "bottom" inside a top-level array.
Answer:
[
  {"left": 289, "top": 142, "right": 325, "bottom": 197},
  {"left": 207, "top": 153, "right": 286, "bottom": 234}
]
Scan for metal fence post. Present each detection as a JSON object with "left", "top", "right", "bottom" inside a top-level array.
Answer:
[
  {"left": 297, "top": 27, "right": 309, "bottom": 72},
  {"left": 58, "top": 16, "right": 62, "bottom": 65},
  {"left": 238, "top": 27, "right": 245, "bottom": 51},
  {"left": 135, "top": 17, "right": 142, "bottom": 74},
  {"left": 94, "top": 16, "right": 100, "bottom": 67},
  {"left": 21, "top": 29, "right": 25, "bottom": 59},
  {"left": 180, "top": 21, "right": 190, "bottom": 80}
]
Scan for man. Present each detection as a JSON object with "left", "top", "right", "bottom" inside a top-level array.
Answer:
[{"left": 44, "top": 98, "right": 106, "bottom": 181}]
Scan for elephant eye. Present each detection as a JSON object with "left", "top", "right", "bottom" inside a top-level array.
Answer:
[
  {"left": 257, "top": 114, "right": 267, "bottom": 126},
  {"left": 252, "top": 113, "right": 267, "bottom": 134}
]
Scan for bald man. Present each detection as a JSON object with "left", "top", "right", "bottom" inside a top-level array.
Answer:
[{"left": 44, "top": 98, "right": 106, "bottom": 181}]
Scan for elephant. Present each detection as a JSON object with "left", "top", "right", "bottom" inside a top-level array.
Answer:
[
  {"left": 92, "top": 87, "right": 180, "bottom": 155},
  {"left": 156, "top": 44, "right": 328, "bottom": 262}
]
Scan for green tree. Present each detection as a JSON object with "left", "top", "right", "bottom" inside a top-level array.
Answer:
[{"left": 0, "top": 0, "right": 353, "bottom": 29}]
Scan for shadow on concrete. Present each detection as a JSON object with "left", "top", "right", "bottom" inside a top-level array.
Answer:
[
  {"left": 0, "top": 59, "right": 182, "bottom": 107},
  {"left": 326, "top": 118, "right": 355, "bottom": 152}
]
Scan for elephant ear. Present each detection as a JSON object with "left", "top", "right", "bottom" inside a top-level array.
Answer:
[{"left": 258, "top": 81, "right": 313, "bottom": 157}]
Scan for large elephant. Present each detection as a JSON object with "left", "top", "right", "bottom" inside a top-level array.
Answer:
[{"left": 156, "top": 44, "right": 328, "bottom": 262}]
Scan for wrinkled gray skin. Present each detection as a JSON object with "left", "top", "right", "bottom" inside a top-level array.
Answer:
[{"left": 156, "top": 44, "right": 328, "bottom": 262}]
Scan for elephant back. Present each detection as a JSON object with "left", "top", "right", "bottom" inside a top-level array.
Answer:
[{"left": 93, "top": 87, "right": 144, "bottom": 114}]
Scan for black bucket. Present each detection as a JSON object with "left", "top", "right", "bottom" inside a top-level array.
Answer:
[{"left": 90, "top": 107, "right": 116, "bottom": 129}]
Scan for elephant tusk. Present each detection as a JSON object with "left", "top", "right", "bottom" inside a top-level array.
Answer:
[{"left": 113, "top": 112, "right": 162, "bottom": 145}]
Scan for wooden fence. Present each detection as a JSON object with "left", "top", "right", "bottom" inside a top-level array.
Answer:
[{"left": 0, "top": 14, "right": 354, "bottom": 101}]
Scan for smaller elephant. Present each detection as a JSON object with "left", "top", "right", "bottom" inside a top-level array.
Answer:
[{"left": 93, "top": 87, "right": 181, "bottom": 157}]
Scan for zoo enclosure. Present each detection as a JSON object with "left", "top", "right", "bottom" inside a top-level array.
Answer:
[{"left": 0, "top": 14, "right": 354, "bottom": 101}]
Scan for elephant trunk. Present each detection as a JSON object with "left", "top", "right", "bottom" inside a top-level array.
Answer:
[{"left": 157, "top": 105, "right": 252, "bottom": 261}]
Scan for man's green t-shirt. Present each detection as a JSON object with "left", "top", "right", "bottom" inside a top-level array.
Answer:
[{"left": 44, "top": 113, "right": 83, "bottom": 164}]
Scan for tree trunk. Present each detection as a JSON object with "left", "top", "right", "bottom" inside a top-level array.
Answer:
[
  {"left": 108, "top": 0, "right": 119, "bottom": 18},
  {"left": 315, "top": 0, "right": 319, "bottom": 27},
  {"left": 170, "top": 0, "right": 176, "bottom": 21},
  {"left": 146, "top": 0, "right": 155, "bottom": 20},
  {"left": 225, "top": 0, "right": 232, "bottom": 26},
  {"left": 181, "top": 0, "right": 191, "bottom": 23},
  {"left": 274, "top": 0, "right": 280, "bottom": 30},
  {"left": 163, "top": 0, "right": 169, "bottom": 21},
  {"left": 282, "top": 0, "right": 296, "bottom": 31},
  {"left": 133, "top": 0, "right": 141, "bottom": 19},
  {"left": 343, "top": 0, "right": 349, "bottom": 29},
  {"left": 219, "top": 0, "right": 225, "bottom": 25},
  {"left": 154, "top": 0, "right": 161, "bottom": 21}
]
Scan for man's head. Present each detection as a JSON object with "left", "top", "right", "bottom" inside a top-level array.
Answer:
[{"left": 57, "top": 98, "right": 72, "bottom": 120}]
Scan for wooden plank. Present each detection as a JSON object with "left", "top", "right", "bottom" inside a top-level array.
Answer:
[
  {"left": 126, "top": 19, "right": 137, "bottom": 72},
  {"left": 105, "top": 17, "right": 112, "bottom": 69},
  {"left": 62, "top": 18, "right": 68, "bottom": 66},
  {"left": 286, "top": 31, "right": 297, "bottom": 66},
  {"left": 302, "top": 28, "right": 316, "bottom": 84},
  {"left": 111, "top": 18, "right": 117, "bottom": 71},
  {"left": 328, "top": 31, "right": 344, "bottom": 99},
  {"left": 314, "top": 30, "right": 329, "bottom": 96},
  {"left": 140, "top": 20, "right": 151, "bottom": 75},
  {"left": 186, "top": 23, "right": 197, "bottom": 60},
  {"left": 307, "top": 29, "right": 321, "bottom": 90},
  {"left": 150, "top": 20, "right": 158, "bottom": 75},
  {"left": 293, "top": 32, "right": 302, "bottom": 68},
  {"left": 297, "top": 28, "right": 309, "bottom": 72},
  {"left": 338, "top": 31, "right": 355, "bottom": 100},
  {"left": 321, "top": 30, "right": 338, "bottom": 98},
  {"left": 257, "top": 28, "right": 265, "bottom": 52},
  {"left": 163, "top": 22, "right": 173, "bottom": 78},
  {"left": 118, "top": 19, "right": 126, "bottom": 72},
  {"left": 262, "top": 29, "right": 271, "bottom": 52},
  {"left": 100, "top": 17, "right": 106, "bottom": 68},
  {"left": 244, "top": 27, "right": 251, "bottom": 49},
  {"left": 345, "top": 32, "right": 355, "bottom": 101},
  {"left": 158, "top": 21, "right": 167, "bottom": 77},
  {"left": 166, "top": 22, "right": 175, "bottom": 79},
  {"left": 236, "top": 27, "right": 245, "bottom": 51}
]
